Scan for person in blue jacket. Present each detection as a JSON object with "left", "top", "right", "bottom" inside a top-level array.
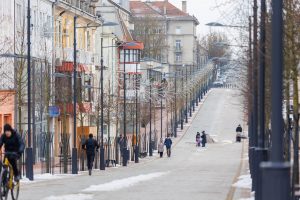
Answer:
[{"left": 164, "top": 135, "right": 173, "bottom": 157}]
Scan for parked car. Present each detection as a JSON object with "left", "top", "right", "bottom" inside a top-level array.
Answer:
[{"left": 213, "top": 81, "right": 224, "bottom": 87}]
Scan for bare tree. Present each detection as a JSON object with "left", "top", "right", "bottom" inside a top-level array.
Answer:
[{"left": 131, "top": 15, "right": 168, "bottom": 61}]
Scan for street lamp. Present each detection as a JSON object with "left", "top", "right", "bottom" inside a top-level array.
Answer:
[
  {"left": 261, "top": 0, "right": 291, "bottom": 199},
  {"left": 26, "top": 0, "right": 34, "bottom": 180}
]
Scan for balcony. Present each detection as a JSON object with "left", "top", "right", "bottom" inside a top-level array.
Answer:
[
  {"left": 55, "top": 47, "right": 95, "bottom": 65},
  {"left": 174, "top": 46, "right": 182, "bottom": 53},
  {"left": 58, "top": 0, "right": 99, "bottom": 17}
]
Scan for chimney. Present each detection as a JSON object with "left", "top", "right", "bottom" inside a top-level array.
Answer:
[{"left": 182, "top": 1, "right": 187, "bottom": 13}]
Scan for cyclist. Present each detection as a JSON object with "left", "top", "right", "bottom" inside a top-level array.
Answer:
[
  {"left": 82, "top": 134, "right": 99, "bottom": 175},
  {"left": 0, "top": 124, "right": 25, "bottom": 182}
]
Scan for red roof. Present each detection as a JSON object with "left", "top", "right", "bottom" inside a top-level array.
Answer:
[{"left": 130, "top": 1, "right": 189, "bottom": 17}]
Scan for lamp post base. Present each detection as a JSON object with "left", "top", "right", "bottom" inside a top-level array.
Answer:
[
  {"left": 122, "top": 147, "right": 127, "bottom": 166},
  {"left": 261, "top": 161, "right": 291, "bottom": 200},
  {"left": 135, "top": 145, "right": 139, "bottom": 163},
  {"left": 100, "top": 147, "right": 105, "bottom": 170},
  {"left": 25, "top": 147, "right": 34, "bottom": 180},
  {"left": 254, "top": 148, "right": 269, "bottom": 200},
  {"left": 71, "top": 147, "right": 78, "bottom": 174}
]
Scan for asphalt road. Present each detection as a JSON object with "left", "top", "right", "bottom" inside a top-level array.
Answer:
[{"left": 20, "top": 88, "right": 244, "bottom": 200}]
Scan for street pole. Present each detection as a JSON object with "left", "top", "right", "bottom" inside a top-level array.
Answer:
[
  {"left": 174, "top": 72, "right": 177, "bottom": 137},
  {"left": 26, "top": 0, "right": 34, "bottom": 180},
  {"left": 255, "top": 0, "right": 268, "bottom": 199},
  {"left": 72, "top": 15, "right": 78, "bottom": 174},
  {"left": 185, "top": 66, "right": 188, "bottom": 123},
  {"left": 100, "top": 37, "right": 105, "bottom": 170},
  {"left": 135, "top": 61, "right": 139, "bottom": 163},
  {"left": 181, "top": 70, "right": 184, "bottom": 130},
  {"left": 250, "top": 0, "right": 259, "bottom": 190},
  {"left": 149, "top": 78, "right": 153, "bottom": 156},
  {"left": 122, "top": 49, "right": 127, "bottom": 166},
  {"left": 248, "top": 16, "right": 255, "bottom": 186},
  {"left": 261, "top": 0, "right": 291, "bottom": 199},
  {"left": 160, "top": 73, "right": 163, "bottom": 139}
]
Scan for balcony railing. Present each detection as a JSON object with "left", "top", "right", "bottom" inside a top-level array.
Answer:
[
  {"left": 174, "top": 46, "right": 182, "bottom": 53},
  {"left": 60, "top": 0, "right": 99, "bottom": 15}
]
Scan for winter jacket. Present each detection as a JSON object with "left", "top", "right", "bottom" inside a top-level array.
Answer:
[
  {"left": 201, "top": 134, "right": 207, "bottom": 144},
  {"left": 164, "top": 138, "right": 172, "bottom": 149},
  {"left": 0, "top": 131, "right": 25, "bottom": 154},
  {"left": 82, "top": 138, "right": 99, "bottom": 155},
  {"left": 236, "top": 126, "right": 242, "bottom": 133},
  {"left": 158, "top": 142, "right": 164, "bottom": 152}
]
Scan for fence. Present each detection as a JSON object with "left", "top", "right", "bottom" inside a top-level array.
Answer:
[{"left": 17, "top": 128, "right": 160, "bottom": 176}]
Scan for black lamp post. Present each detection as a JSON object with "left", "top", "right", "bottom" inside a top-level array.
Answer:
[
  {"left": 174, "top": 72, "right": 177, "bottom": 137},
  {"left": 71, "top": 15, "right": 78, "bottom": 175},
  {"left": 100, "top": 37, "right": 105, "bottom": 170},
  {"left": 135, "top": 50, "right": 141, "bottom": 163},
  {"left": 149, "top": 76, "right": 153, "bottom": 157},
  {"left": 26, "top": 0, "right": 34, "bottom": 180},
  {"left": 185, "top": 66, "right": 188, "bottom": 123},
  {"left": 260, "top": 0, "right": 291, "bottom": 199}
]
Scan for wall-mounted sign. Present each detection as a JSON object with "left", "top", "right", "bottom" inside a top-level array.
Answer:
[{"left": 49, "top": 106, "right": 60, "bottom": 117}]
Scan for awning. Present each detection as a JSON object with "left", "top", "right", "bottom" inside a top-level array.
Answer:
[{"left": 56, "top": 62, "right": 89, "bottom": 72}]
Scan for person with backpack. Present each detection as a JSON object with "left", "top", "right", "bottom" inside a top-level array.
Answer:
[
  {"left": 164, "top": 135, "right": 173, "bottom": 157},
  {"left": 82, "top": 134, "right": 99, "bottom": 175}
]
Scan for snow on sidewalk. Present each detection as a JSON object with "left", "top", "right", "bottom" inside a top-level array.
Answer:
[
  {"left": 232, "top": 174, "right": 252, "bottom": 189},
  {"left": 43, "top": 194, "right": 93, "bottom": 200},
  {"left": 21, "top": 173, "right": 80, "bottom": 184},
  {"left": 82, "top": 171, "right": 169, "bottom": 192}
]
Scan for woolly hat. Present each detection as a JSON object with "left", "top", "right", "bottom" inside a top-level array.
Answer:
[{"left": 3, "top": 124, "right": 13, "bottom": 132}]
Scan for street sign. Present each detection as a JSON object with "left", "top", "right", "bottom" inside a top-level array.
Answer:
[{"left": 49, "top": 106, "right": 60, "bottom": 117}]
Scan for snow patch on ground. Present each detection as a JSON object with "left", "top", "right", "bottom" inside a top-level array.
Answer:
[
  {"left": 82, "top": 171, "right": 169, "bottom": 192},
  {"left": 21, "top": 173, "right": 78, "bottom": 184},
  {"left": 43, "top": 194, "right": 93, "bottom": 200},
  {"left": 233, "top": 174, "right": 252, "bottom": 189},
  {"left": 239, "top": 197, "right": 254, "bottom": 200},
  {"left": 222, "top": 140, "right": 233, "bottom": 144}
]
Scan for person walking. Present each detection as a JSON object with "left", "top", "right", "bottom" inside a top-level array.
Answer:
[
  {"left": 158, "top": 138, "right": 164, "bottom": 158},
  {"left": 236, "top": 124, "right": 242, "bottom": 142},
  {"left": 196, "top": 132, "right": 201, "bottom": 147},
  {"left": 82, "top": 134, "right": 99, "bottom": 176},
  {"left": 164, "top": 135, "right": 173, "bottom": 157},
  {"left": 201, "top": 131, "right": 207, "bottom": 147}
]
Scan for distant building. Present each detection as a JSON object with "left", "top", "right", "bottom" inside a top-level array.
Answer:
[{"left": 130, "top": 0, "right": 199, "bottom": 71}]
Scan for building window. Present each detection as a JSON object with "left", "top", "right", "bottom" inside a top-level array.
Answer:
[
  {"left": 175, "top": 40, "right": 181, "bottom": 50},
  {"left": 176, "top": 26, "right": 181, "bottom": 34},
  {"left": 175, "top": 53, "right": 181, "bottom": 62}
]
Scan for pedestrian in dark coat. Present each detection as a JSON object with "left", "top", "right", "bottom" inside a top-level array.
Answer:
[
  {"left": 164, "top": 135, "right": 173, "bottom": 157},
  {"left": 82, "top": 134, "right": 99, "bottom": 175},
  {"left": 196, "top": 132, "right": 201, "bottom": 147},
  {"left": 201, "top": 131, "right": 207, "bottom": 147}
]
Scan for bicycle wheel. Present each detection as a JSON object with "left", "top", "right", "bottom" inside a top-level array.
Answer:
[
  {"left": 10, "top": 181, "right": 19, "bottom": 200},
  {"left": 0, "top": 169, "right": 9, "bottom": 200}
]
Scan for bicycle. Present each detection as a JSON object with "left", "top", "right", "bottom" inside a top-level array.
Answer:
[{"left": 0, "top": 152, "right": 20, "bottom": 200}]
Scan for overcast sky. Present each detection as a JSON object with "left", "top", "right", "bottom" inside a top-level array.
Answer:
[{"left": 168, "top": 0, "right": 250, "bottom": 39}]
